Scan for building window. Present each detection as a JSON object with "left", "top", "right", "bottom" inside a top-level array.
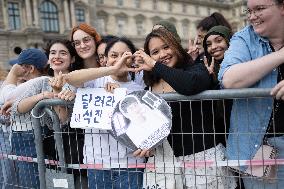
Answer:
[
  {"left": 152, "top": 16, "right": 161, "bottom": 26},
  {"left": 232, "top": 9, "right": 236, "bottom": 17},
  {"left": 153, "top": 0, "right": 157, "bottom": 10},
  {"left": 134, "top": 0, "right": 140, "bottom": 8},
  {"left": 96, "top": 17, "right": 106, "bottom": 34},
  {"left": 40, "top": 1, "right": 59, "bottom": 32},
  {"left": 136, "top": 20, "right": 143, "bottom": 35},
  {"left": 168, "top": 2, "right": 172, "bottom": 12},
  {"left": 182, "top": 4, "right": 187, "bottom": 13},
  {"left": 75, "top": 8, "right": 85, "bottom": 23},
  {"left": 117, "top": 17, "right": 126, "bottom": 36},
  {"left": 8, "top": 2, "right": 21, "bottom": 30},
  {"left": 195, "top": 6, "right": 200, "bottom": 15},
  {"left": 182, "top": 21, "right": 189, "bottom": 38},
  {"left": 96, "top": 0, "right": 104, "bottom": 4},
  {"left": 117, "top": 0, "right": 123, "bottom": 6}
]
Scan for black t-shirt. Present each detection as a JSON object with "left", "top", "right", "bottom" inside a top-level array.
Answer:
[
  {"left": 167, "top": 100, "right": 226, "bottom": 157},
  {"left": 266, "top": 44, "right": 284, "bottom": 137}
]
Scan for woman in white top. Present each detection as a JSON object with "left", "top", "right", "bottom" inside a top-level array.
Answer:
[
  {"left": 65, "top": 37, "right": 144, "bottom": 189},
  {"left": 10, "top": 39, "right": 79, "bottom": 188}
]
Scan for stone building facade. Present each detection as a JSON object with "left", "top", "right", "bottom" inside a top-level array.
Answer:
[{"left": 0, "top": 0, "right": 246, "bottom": 69}]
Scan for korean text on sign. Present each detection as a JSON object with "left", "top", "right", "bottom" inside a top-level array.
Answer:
[{"left": 70, "top": 88, "right": 127, "bottom": 129}]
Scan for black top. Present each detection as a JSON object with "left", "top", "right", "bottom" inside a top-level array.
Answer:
[
  {"left": 152, "top": 61, "right": 211, "bottom": 95},
  {"left": 266, "top": 44, "right": 284, "bottom": 137},
  {"left": 267, "top": 63, "right": 284, "bottom": 137},
  {"left": 150, "top": 61, "right": 226, "bottom": 156},
  {"left": 168, "top": 100, "right": 227, "bottom": 157}
]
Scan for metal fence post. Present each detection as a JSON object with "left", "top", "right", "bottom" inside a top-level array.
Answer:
[
  {"left": 32, "top": 100, "right": 48, "bottom": 189},
  {"left": 44, "top": 107, "right": 66, "bottom": 173},
  {"left": 32, "top": 99, "right": 73, "bottom": 189}
]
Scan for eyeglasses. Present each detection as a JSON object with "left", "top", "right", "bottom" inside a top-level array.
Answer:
[
  {"left": 98, "top": 54, "right": 105, "bottom": 62},
  {"left": 244, "top": 4, "right": 276, "bottom": 18},
  {"left": 72, "top": 36, "right": 93, "bottom": 47}
]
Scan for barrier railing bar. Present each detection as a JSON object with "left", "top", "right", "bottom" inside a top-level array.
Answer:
[
  {"left": 159, "top": 88, "right": 272, "bottom": 101},
  {"left": 32, "top": 102, "right": 47, "bottom": 189},
  {"left": 43, "top": 107, "right": 67, "bottom": 173},
  {"left": 2, "top": 153, "right": 284, "bottom": 169},
  {"left": 29, "top": 88, "right": 274, "bottom": 188}
]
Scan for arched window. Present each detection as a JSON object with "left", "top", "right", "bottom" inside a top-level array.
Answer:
[
  {"left": 134, "top": 0, "right": 140, "bottom": 8},
  {"left": 115, "top": 13, "right": 127, "bottom": 36},
  {"left": 153, "top": 0, "right": 158, "bottom": 10},
  {"left": 96, "top": 11, "right": 108, "bottom": 35},
  {"left": 40, "top": 1, "right": 59, "bottom": 32},
  {"left": 181, "top": 19, "right": 190, "bottom": 39},
  {"left": 135, "top": 15, "right": 145, "bottom": 36},
  {"left": 8, "top": 2, "right": 21, "bottom": 30},
  {"left": 75, "top": 8, "right": 85, "bottom": 23}
]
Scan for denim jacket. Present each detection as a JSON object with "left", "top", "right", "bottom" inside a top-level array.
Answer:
[{"left": 218, "top": 26, "right": 277, "bottom": 165}]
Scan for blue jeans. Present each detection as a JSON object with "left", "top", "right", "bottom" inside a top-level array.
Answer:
[
  {"left": 0, "top": 129, "right": 16, "bottom": 189},
  {"left": 243, "top": 136, "right": 284, "bottom": 189},
  {"left": 88, "top": 168, "right": 143, "bottom": 189},
  {"left": 11, "top": 131, "right": 39, "bottom": 188}
]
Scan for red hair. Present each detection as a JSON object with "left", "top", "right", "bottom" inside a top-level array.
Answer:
[{"left": 71, "top": 23, "right": 101, "bottom": 44}]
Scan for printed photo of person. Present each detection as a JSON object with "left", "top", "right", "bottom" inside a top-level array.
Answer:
[{"left": 118, "top": 94, "right": 170, "bottom": 149}]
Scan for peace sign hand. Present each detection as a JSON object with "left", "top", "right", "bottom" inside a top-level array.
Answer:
[
  {"left": 187, "top": 35, "right": 199, "bottom": 61},
  {"left": 203, "top": 56, "right": 215, "bottom": 75}
]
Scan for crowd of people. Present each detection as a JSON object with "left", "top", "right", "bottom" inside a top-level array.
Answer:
[{"left": 0, "top": 0, "right": 284, "bottom": 188}]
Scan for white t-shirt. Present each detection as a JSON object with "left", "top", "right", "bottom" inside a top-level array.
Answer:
[
  {"left": 0, "top": 76, "right": 51, "bottom": 131},
  {"left": 83, "top": 76, "right": 145, "bottom": 167},
  {"left": 127, "top": 71, "right": 146, "bottom": 89},
  {"left": 0, "top": 76, "right": 50, "bottom": 103}
]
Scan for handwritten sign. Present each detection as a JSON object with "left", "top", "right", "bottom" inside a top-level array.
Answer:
[{"left": 70, "top": 88, "right": 127, "bottom": 129}]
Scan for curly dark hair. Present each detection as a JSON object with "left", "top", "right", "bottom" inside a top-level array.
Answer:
[
  {"left": 274, "top": 0, "right": 283, "bottom": 4},
  {"left": 104, "top": 37, "right": 137, "bottom": 81},
  {"left": 104, "top": 37, "right": 136, "bottom": 56},
  {"left": 197, "top": 12, "right": 232, "bottom": 32},
  {"left": 44, "top": 39, "right": 84, "bottom": 76},
  {"left": 143, "top": 28, "right": 193, "bottom": 87}
]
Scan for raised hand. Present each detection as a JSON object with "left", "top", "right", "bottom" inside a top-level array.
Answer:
[
  {"left": 0, "top": 100, "right": 13, "bottom": 116},
  {"left": 57, "top": 89, "right": 76, "bottom": 101},
  {"left": 111, "top": 51, "right": 136, "bottom": 73},
  {"left": 133, "top": 148, "right": 154, "bottom": 158},
  {"left": 11, "top": 64, "right": 27, "bottom": 77},
  {"left": 187, "top": 35, "right": 199, "bottom": 61},
  {"left": 41, "top": 91, "right": 58, "bottom": 100},
  {"left": 6, "top": 64, "right": 28, "bottom": 84},
  {"left": 133, "top": 49, "right": 156, "bottom": 72},
  {"left": 49, "top": 71, "right": 65, "bottom": 93},
  {"left": 203, "top": 56, "right": 215, "bottom": 75},
  {"left": 271, "top": 79, "right": 284, "bottom": 100},
  {"left": 104, "top": 82, "right": 120, "bottom": 93},
  {"left": 133, "top": 54, "right": 144, "bottom": 68}
]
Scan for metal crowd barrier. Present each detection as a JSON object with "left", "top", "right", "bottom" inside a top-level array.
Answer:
[{"left": 2, "top": 88, "right": 284, "bottom": 188}]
